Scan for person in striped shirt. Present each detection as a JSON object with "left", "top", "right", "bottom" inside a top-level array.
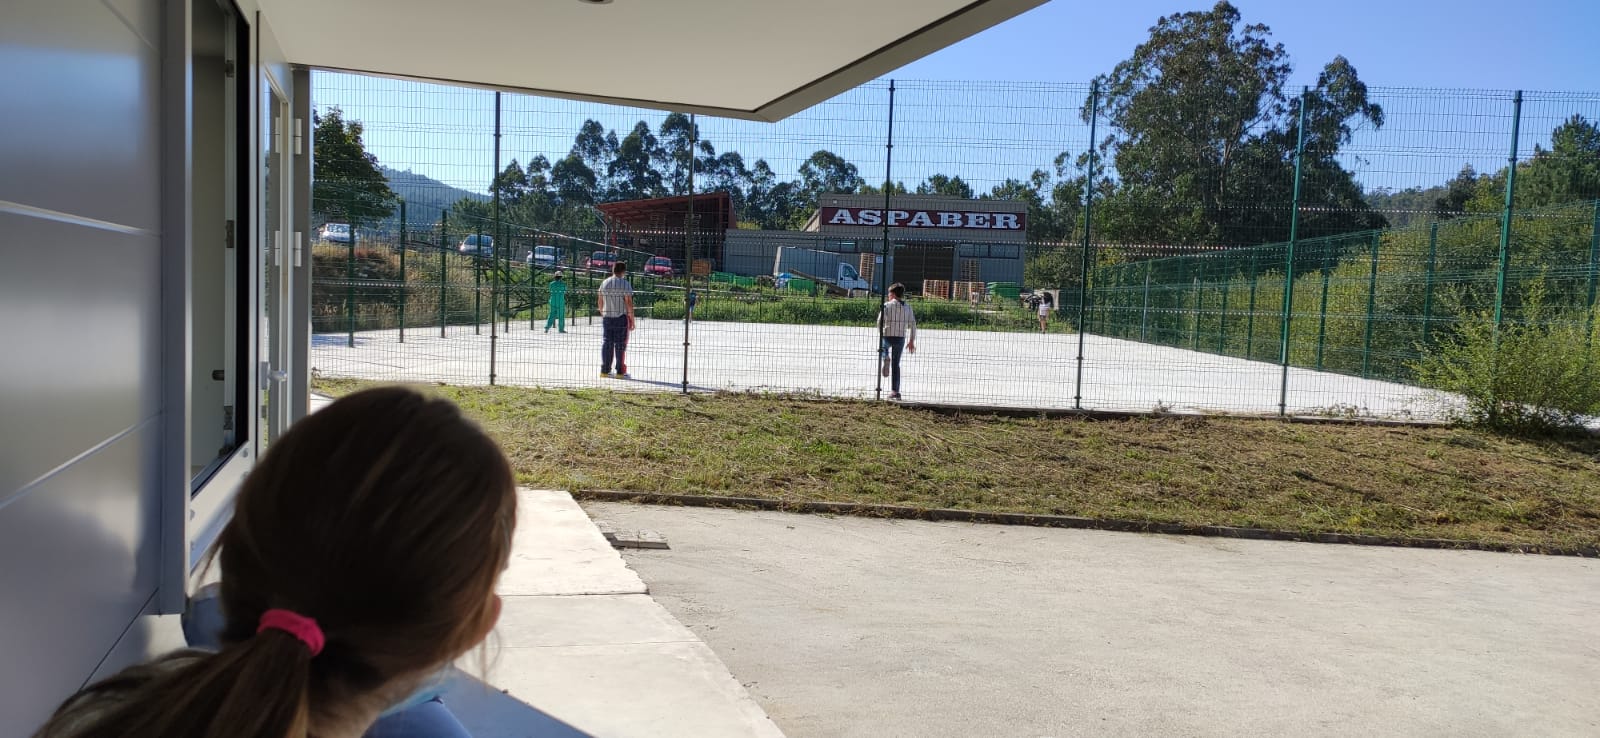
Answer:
[{"left": 877, "top": 282, "right": 917, "bottom": 400}]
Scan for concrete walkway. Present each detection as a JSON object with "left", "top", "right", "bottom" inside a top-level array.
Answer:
[
  {"left": 439, "top": 490, "right": 784, "bottom": 738},
  {"left": 586, "top": 502, "right": 1600, "bottom": 738}
]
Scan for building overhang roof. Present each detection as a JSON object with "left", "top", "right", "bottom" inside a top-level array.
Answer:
[
  {"left": 262, "top": 0, "right": 1046, "bottom": 121},
  {"left": 596, "top": 192, "right": 736, "bottom": 232}
]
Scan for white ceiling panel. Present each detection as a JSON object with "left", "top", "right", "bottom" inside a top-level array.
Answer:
[{"left": 258, "top": 0, "right": 1047, "bottom": 120}]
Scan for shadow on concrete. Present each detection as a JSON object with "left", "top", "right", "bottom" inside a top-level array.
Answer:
[
  {"left": 441, "top": 669, "right": 591, "bottom": 738},
  {"left": 621, "top": 377, "right": 718, "bottom": 393}
]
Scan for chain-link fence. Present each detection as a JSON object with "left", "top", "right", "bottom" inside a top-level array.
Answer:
[{"left": 308, "top": 74, "right": 1600, "bottom": 419}]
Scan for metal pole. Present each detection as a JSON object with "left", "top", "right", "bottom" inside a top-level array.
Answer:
[
  {"left": 875, "top": 80, "right": 895, "bottom": 401},
  {"left": 1494, "top": 90, "right": 1522, "bottom": 328},
  {"left": 1421, "top": 222, "right": 1438, "bottom": 346},
  {"left": 399, "top": 199, "right": 407, "bottom": 343},
  {"left": 683, "top": 113, "right": 695, "bottom": 394},
  {"left": 346, "top": 193, "right": 356, "bottom": 348},
  {"left": 439, "top": 209, "right": 448, "bottom": 337},
  {"left": 1073, "top": 81, "right": 1099, "bottom": 410},
  {"left": 1218, "top": 263, "right": 1230, "bottom": 355},
  {"left": 1278, "top": 87, "right": 1310, "bottom": 416},
  {"left": 1315, "top": 267, "right": 1331, "bottom": 370},
  {"left": 490, "top": 92, "right": 500, "bottom": 385},
  {"left": 474, "top": 224, "right": 482, "bottom": 335},
  {"left": 1246, "top": 249, "right": 1258, "bottom": 358},
  {"left": 1586, "top": 201, "right": 1600, "bottom": 343},
  {"left": 1140, "top": 260, "right": 1152, "bottom": 340},
  {"left": 1190, "top": 260, "right": 1203, "bottom": 352},
  {"left": 1362, "top": 231, "right": 1381, "bottom": 377}
]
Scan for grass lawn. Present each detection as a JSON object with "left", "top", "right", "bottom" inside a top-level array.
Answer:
[{"left": 315, "top": 379, "right": 1600, "bottom": 551}]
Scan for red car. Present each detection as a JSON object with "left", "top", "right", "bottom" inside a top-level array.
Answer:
[
  {"left": 586, "top": 251, "right": 618, "bottom": 271},
  {"left": 644, "top": 256, "right": 676, "bottom": 277}
]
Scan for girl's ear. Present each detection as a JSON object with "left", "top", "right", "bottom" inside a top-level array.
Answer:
[{"left": 475, "top": 595, "right": 504, "bottom": 643}]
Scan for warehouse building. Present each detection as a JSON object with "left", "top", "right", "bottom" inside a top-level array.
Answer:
[{"left": 724, "top": 192, "right": 1028, "bottom": 294}]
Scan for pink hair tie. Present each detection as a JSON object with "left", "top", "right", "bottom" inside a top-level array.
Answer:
[{"left": 257, "top": 609, "right": 326, "bottom": 656}]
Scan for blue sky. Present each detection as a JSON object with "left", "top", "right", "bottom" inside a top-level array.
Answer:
[
  {"left": 318, "top": 0, "right": 1600, "bottom": 204},
  {"left": 893, "top": 0, "right": 1600, "bottom": 90}
]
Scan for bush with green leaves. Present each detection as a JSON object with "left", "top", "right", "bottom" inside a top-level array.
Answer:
[{"left": 1411, "top": 296, "right": 1600, "bottom": 434}]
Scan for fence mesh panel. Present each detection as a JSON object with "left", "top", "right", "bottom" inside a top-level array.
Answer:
[{"left": 308, "top": 73, "right": 1600, "bottom": 419}]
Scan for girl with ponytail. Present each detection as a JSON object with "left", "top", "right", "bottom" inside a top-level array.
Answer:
[{"left": 36, "top": 386, "right": 518, "bottom": 738}]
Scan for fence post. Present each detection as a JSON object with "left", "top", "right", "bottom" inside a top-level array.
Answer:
[
  {"left": 1073, "top": 81, "right": 1099, "bottom": 410},
  {"left": 1278, "top": 86, "right": 1310, "bottom": 416},
  {"left": 1246, "top": 249, "right": 1258, "bottom": 359},
  {"left": 399, "top": 199, "right": 407, "bottom": 343},
  {"left": 1362, "top": 232, "right": 1381, "bottom": 377},
  {"left": 1315, "top": 267, "right": 1330, "bottom": 370},
  {"left": 489, "top": 91, "right": 501, "bottom": 386},
  {"left": 1421, "top": 222, "right": 1438, "bottom": 346},
  {"left": 1218, "top": 262, "right": 1230, "bottom": 355},
  {"left": 438, "top": 209, "right": 448, "bottom": 338},
  {"left": 474, "top": 225, "right": 483, "bottom": 335},
  {"left": 1180, "top": 258, "right": 1191, "bottom": 345},
  {"left": 876, "top": 79, "right": 896, "bottom": 401},
  {"left": 1140, "top": 260, "right": 1152, "bottom": 340},
  {"left": 1190, "top": 258, "right": 1204, "bottom": 352},
  {"left": 1585, "top": 200, "right": 1599, "bottom": 343},
  {"left": 346, "top": 196, "right": 356, "bottom": 349},
  {"left": 683, "top": 112, "right": 696, "bottom": 395},
  {"left": 1493, "top": 90, "right": 1523, "bottom": 328}
]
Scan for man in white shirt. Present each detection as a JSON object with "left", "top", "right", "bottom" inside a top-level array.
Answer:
[
  {"left": 598, "top": 261, "right": 635, "bottom": 378},
  {"left": 877, "top": 282, "right": 917, "bottom": 400}
]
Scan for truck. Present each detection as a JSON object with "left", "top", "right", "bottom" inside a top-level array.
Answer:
[{"left": 772, "top": 246, "right": 875, "bottom": 296}]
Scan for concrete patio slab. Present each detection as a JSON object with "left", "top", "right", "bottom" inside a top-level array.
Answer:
[
  {"left": 491, "top": 593, "right": 695, "bottom": 649},
  {"left": 499, "top": 489, "right": 646, "bottom": 597},
  {"left": 485, "top": 641, "right": 784, "bottom": 738},
  {"left": 586, "top": 501, "right": 1600, "bottom": 738},
  {"left": 441, "top": 489, "right": 783, "bottom": 738}
]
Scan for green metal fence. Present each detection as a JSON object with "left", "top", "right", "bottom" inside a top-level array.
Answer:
[
  {"left": 306, "top": 74, "right": 1600, "bottom": 417},
  {"left": 1090, "top": 200, "right": 1600, "bottom": 386}
]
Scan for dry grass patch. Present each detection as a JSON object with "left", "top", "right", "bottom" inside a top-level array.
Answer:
[{"left": 316, "top": 379, "right": 1600, "bottom": 550}]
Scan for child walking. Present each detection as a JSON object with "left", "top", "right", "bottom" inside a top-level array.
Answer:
[
  {"left": 545, "top": 270, "right": 567, "bottom": 333},
  {"left": 877, "top": 282, "right": 917, "bottom": 400}
]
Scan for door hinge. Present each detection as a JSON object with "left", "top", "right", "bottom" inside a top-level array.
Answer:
[
  {"left": 222, "top": 405, "right": 235, "bottom": 431},
  {"left": 225, "top": 220, "right": 235, "bottom": 249},
  {"left": 224, "top": 60, "right": 236, "bottom": 78},
  {"left": 294, "top": 118, "right": 303, "bottom": 156}
]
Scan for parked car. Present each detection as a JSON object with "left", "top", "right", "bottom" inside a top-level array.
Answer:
[
  {"left": 458, "top": 234, "right": 495, "bottom": 258},
  {"left": 318, "top": 222, "right": 351, "bottom": 243},
  {"left": 532, "top": 244, "right": 561, "bottom": 268},
  {"left": 586, "top": 251, "right": 619, "bottom": 271},
  {"left": 643, "top": 256, "right": 676, "bottom": 277}
]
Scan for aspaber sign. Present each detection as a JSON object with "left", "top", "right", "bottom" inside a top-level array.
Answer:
[{"left": 819, "top": 206, "right": 1025, "bottom": 231}]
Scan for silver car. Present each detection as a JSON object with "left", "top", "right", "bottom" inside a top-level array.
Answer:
[
  {"left": 458, "top": 234, "right": 495, "bottom": 258},
  {"left": 318, "top": 222, "right": 351, "bottom": 243}
]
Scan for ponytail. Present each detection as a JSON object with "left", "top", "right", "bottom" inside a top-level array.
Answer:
[
  {"left": 37, "top": 387, "right": 518, "bottom": 738},
  {"left": 37, "top": 630, "right": 315, "bottom": 738}
]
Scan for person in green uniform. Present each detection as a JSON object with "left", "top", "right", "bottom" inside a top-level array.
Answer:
[{"left": 544, "top": 271, "right": 568, "bottom": 333}]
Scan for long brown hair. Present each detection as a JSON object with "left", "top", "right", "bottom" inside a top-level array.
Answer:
[{"left": 37, "top": 387, "right": 518, "bottom": 738}]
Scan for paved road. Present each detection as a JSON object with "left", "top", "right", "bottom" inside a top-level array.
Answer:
[{"left": 585, "top": 502, "right": 1600, "bottom": 738}]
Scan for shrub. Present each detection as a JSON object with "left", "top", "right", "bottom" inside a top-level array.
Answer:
[{"left": 1411, "top": 297, "right": 1600, "bottom": 434}]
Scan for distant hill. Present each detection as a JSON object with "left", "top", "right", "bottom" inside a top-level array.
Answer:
[{"left": 381, "top": 166, "right": 486, "bottom": 222}]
